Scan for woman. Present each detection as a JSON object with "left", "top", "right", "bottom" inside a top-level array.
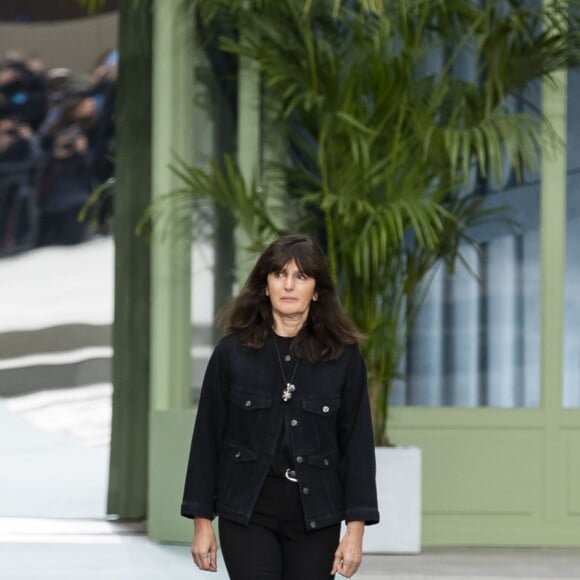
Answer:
[{"left": 181, "top": 234, "right": 379, "bottom": 579}]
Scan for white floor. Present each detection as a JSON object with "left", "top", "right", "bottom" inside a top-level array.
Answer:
[
  {"left": 0, "top": 237, "right": 114, "bottom": 332},
  {"left": 0, "top": 238, "right": 114, "bottom": 521},
  {"left": 0, "top": 531, "right": 229, "bottom": 580}
]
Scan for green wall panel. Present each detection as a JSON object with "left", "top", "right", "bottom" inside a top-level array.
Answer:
[
  {"left": 394, "top": 428, "right": 542, "bottom": 516},
  {"left": 420, "top": 517, "right": 580, "bottom": 547},
  {"left": 389, "top": 409, "right": 580, "bottom": 547},
  {"left": 564, "top": 431, "right": 580, "bottom": 516},
  {"left": 148, "top": 410, "right": 195, "bottom": 543}
]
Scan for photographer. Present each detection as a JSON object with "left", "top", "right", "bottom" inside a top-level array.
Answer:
[
  {"left": 0, "top": 116, "right": 39, "bottom": 163},
  {"left": 0, "top": 116, "right": 42, "bottom": 252},
  {"left": 36, "top": 124, "right": 92, "bottom": 246},
  {"left": 0, "top": 58, "right": 47, "bottom": 131}
]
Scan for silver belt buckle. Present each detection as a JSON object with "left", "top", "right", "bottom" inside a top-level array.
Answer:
[{"left": 284, "top": 468, "right": 298, "bottom": 483}]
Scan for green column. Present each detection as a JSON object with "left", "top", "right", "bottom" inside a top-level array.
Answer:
[
  {"left": 235, "top": 54, "right": 261, "bottom": 285},
  {"left": 150, "top": 0, "right": 196, "bottom": 412},
  {"left": 107, "top": 0, "right": 153, "bottom": 520},
  {"left": 541, "top": 65, "right": 567, "bottom": 522},
  {"left": 235, "top": 54, "right": 286, "bottom": 281},
  {"left": 147, "top": 1, "right": 196, "bottom": 539}
]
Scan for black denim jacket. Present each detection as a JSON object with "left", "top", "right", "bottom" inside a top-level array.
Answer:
[{"left": 181, "top": 333, "right": 379, "bottom": 531}]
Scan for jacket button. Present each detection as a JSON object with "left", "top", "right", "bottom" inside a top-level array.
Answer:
[
  {"left": 310, "top": 521, "right": 317, "bottom": 529},
  {"left": 290, "top": 419, "right": 298, "bottom": 427},
  {"left": 296, "top": 456, "right": 303, "bottom": 463},
  {"left": 302, "top": 487, "right": 310, "bottom": 495},
  {"left": 322, "top": 405, "right": 330, "bottom": 413},
  {"left": 323, "top": 458, "right": 329, "bottom": 466},
  {"left": 235, "top": 451, "right": 241, "bottom": 458},
  {"left": 244, "top": 400, "right": 252, "bottom": 407}
]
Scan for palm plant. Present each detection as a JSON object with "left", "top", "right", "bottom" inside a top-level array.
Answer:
[{"left": 159, "top": 0, "right": 580, "bottom": 445}]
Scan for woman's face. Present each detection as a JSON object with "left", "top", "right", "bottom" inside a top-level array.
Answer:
[{"left": 266, "top": 259, "right": 317, "bottom": 326}]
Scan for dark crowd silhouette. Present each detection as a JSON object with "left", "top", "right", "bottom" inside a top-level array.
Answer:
[{"left": 0, "top": 49, "right": 116, "bottom": 256}]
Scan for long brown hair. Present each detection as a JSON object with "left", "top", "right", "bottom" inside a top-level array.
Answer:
[{"left": 222, "top": 234, "right": 362, "bottom": 361}]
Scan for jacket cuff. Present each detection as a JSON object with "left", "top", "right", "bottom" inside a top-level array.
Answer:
[
  {"left": 345, "top": 506, "right": 380, "bottom": 526},
  {"left": 180, "top": 501, "right": 216, "bottom": 521}
]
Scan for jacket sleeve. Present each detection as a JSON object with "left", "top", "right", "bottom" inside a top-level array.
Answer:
[
  {"left": 181, "top": 339, "right": 230, "bottom": 520},
  {"left": 338, "top": 345, "right": 380, "bottom": 525}
]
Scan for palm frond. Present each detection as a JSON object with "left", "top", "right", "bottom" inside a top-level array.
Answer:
[{"left": 175, "top": 0, "right": 580, "bottom": 443}]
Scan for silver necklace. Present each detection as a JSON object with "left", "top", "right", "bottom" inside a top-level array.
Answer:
[{"left": 273, "top": 336, "right": 300, "bottom": 402}]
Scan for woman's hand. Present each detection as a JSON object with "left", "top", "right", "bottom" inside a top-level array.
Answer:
[
  {"left": 191, "top": 517, "right": 218, "bottom": 572},
  {"left": 331, "top": 521, "right": 364, "bottom": 578}
]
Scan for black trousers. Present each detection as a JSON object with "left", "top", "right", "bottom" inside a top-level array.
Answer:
[{"left": 218, "top": 476, "right": 340, "bottom": 580}]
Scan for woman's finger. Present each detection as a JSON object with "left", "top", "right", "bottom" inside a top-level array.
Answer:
[
  {"left": 208, "top": 550, "right": 218, "bottom": 571},
  {"left": 192, "top": 550, "right": 210, "bottom": 570},
  {"left": 340, "top": 556, "right": 361, "bottom": 578},
  {"left": 331, "top": 549, "right": 343, "bottom": 575}
]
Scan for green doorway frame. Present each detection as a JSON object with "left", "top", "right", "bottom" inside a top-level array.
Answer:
[{"left": 145, "top": 5, "right": 580, "bottom": 546}]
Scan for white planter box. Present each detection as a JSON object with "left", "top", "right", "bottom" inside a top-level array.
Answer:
[{"left": 360, "top": 446, "right": 422, "bottom": 554}]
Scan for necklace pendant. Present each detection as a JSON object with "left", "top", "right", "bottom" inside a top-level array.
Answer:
[{"left": 282, "top": 383, "right": 295, "bottom": 402}]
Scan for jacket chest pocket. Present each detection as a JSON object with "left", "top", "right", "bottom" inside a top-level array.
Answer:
[
  {"left": 301, "top": 398, "right": 340, "bottom": 445},
  {"left": 228, "top": 390, "right": 272, "bottom": 444},
  {"left": 302, "top": 399, "right": 339, "bottom": 417},
  {"left": 231, "top": 390, "right": 271, "bottom": 412}
]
